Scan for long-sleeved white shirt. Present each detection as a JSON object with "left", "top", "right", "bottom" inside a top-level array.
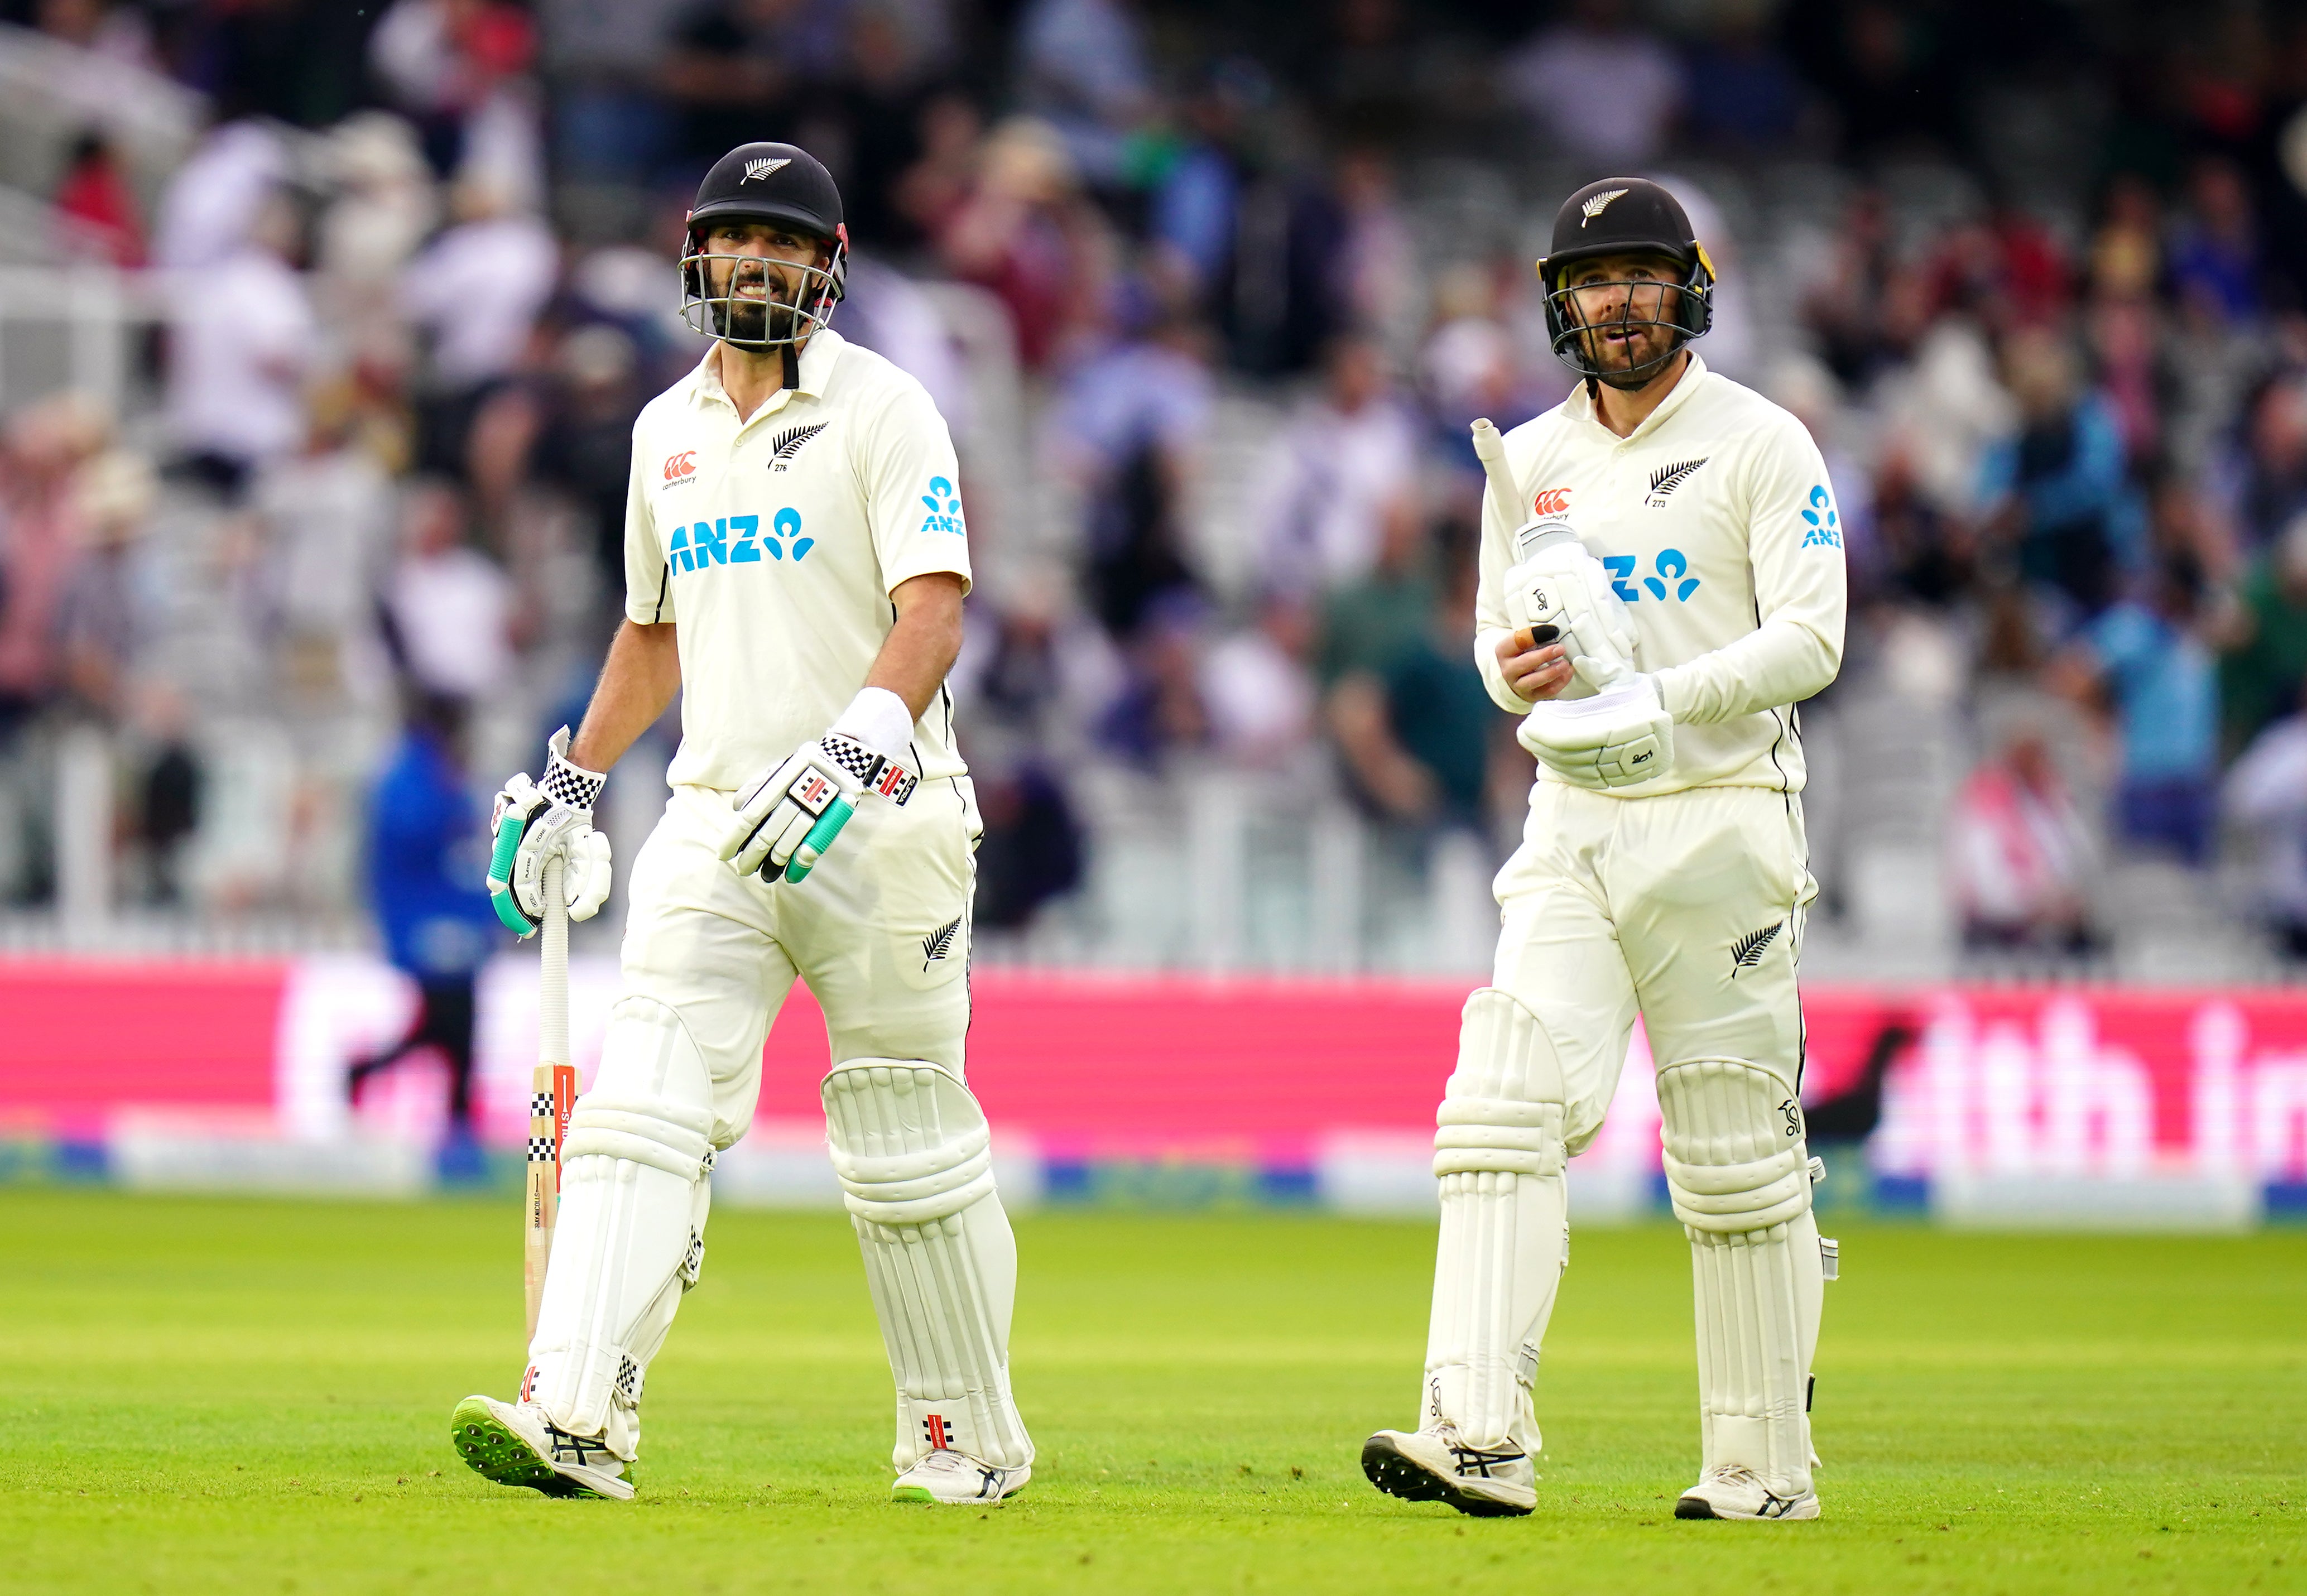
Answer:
[{"left": 1477, "top": 353, "right": 1846, "bottom": 796}]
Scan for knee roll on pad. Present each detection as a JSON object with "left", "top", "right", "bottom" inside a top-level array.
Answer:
[
  {"left": 1655, "top": 1058, "right": 1820, "bottom": 1496},
  {"left": 824, "top": 1059, "right": 1033, "bottom": 1472},
  {"left": 1423, "top": 988, "right": 1570, "bottom": 1454},
  {"left": 1656, "top": 1058, "right": 1811, "bottom": 1234},
  {"left": 529, "top": 997, "right": 717, "bottom": 1454}
]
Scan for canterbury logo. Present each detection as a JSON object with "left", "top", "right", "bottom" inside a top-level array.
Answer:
[
  {"left": 1646, "top": 457, "right": 1708, "bottom": 506},
  {"left": 767, "top": 422, "right": 825, "bottom": 472},
  {"left": 1731, "top": 921, "right": 1782, "bottom": 975},
  {"left": 1580, "top": 188, "right": 1629, "bottom": 225},
  {"left": 742, "top": 157, "right": 790, "bottom": 182},
  {"left": 1531, "top": 487, "right": 1571, "bottom": 516},
  {"left": 921, "top": 914, "right": 963, "bottom": 968}
]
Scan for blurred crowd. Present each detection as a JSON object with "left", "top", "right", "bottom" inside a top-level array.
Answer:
[{"left": 6, "top": 0, "right": 2307, "bottom": 972}]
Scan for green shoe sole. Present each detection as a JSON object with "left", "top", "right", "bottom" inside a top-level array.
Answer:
[
  {"left": 449, "top": 1397, "right": 624, "bottom": 1499},
  {"left": 891, "top": 1484, "right": 935, "bottom": 1503}
]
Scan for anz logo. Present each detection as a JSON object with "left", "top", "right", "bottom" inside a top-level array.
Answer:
[
  {"left": 1602, "top": 547, "right": 1701, "bottom": 603},
  {"left": 668, "top": 508, "right": 813, "bottom": 572}
]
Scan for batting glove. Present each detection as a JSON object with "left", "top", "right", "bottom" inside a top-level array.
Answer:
[
  {"left": 487, "top": 727, "right": 613, "bottom": 936},
  {"left": 1502, "top": 520, "right": 1640, "bottom": 693},
  {"left": 1517, "top": 675, "right": 1675, "bottom": 791},
  {"left": 719, "top": 692, "right": 919, "bottom": 884}
]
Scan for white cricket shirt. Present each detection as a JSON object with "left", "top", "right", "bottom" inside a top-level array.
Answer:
[
  {"left": 1478, "top": 353, "right": 1846, "bottom": 796},
  {"left": 624, "top": 328, "right": 973, "bottom": 791}
]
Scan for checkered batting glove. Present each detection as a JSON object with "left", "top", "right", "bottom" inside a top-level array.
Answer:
[
  {"left": 718, "top": 732, "right": 918, "bottom": 884},
  {"left": 487, "top": 727, "right": 613, "bottom": 936}
]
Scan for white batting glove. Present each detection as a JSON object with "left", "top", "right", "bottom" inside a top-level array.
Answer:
[
  {"left": 487, "top": 727, "right": 613, "bottom": 936},
  {"left": 1518, "top": 675, "right": 1675, "bottom": 790},
  {"left": 719, "top": 689, "right": 919, "bottom": 883},
  {"left": 1502, "top": 520, "right": 1640, "bottom": 693}
]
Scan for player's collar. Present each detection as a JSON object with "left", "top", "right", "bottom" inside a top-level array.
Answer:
[
  {"left": 689, "top": 328, "right": 847, "bottom": 413},
  {"left": 1567, "top": 350, "right": 1708, "bottom": 443}
]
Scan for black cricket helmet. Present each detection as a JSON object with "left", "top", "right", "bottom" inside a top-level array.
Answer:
[
  {"left": 680, "top": 142, "right": 848, "bottom": 349},
  {"left": 1536, "top": 177, "right": 1715, "bottom": 388}
]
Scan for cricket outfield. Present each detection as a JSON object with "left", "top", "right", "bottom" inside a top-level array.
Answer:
[{"left": 5, "top": 1190, "right": 2300, "bottom": 1594}]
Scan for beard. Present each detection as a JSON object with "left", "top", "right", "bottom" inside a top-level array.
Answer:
[{"left": 712, "top": 294, "right": 807, "bottom": 345}]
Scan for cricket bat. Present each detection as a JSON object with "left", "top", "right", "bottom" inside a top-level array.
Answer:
[{"left": 524, "top": 855, "right": 576, "bottom": 1344}]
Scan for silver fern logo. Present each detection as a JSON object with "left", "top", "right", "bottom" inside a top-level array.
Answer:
[
  {"left": 767, "top": 422, "right": 825, "bottom": 472},
  {"left": 1731, "top": 921, "right": 1782, "bottom": 977},
  {"left": 921, "top": 914, "right": 963, "bottom": 969},
  {"left": 1646, "top": 456, "right": 1708, "bottom": 507},
  {"left": 1580, "top": 188, "right": 1629, "bottom": 225},
  {"left": 743, "top": 157, "right": 790, "bottom": 183}
]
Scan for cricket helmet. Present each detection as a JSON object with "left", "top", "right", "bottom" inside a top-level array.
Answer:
[
  {"left": 1536, "top": 176, "right": 1715, "bottom": 387},
  {"left": 680, "top": 142, "right": 848, "bottom": 349}
]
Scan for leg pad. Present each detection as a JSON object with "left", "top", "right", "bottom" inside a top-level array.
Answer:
[{"left": 824, "top": 1059, "right": 1033, "bottom": 1472}]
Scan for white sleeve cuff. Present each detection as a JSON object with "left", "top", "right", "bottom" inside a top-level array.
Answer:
[{"left": 831, "top": 686, "right": 917, "bottom": 762}]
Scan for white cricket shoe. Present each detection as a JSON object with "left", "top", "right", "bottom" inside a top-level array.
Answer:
[
  {"left": 1361, "top": 1426, "right": 1536, "bottom": 1517},
  {"left": 892, "top": 1448, "right": 1030, "bottom": 1505},
  {"left": 1674, "top": 1465, "right": 1819, "bottom": 1521},
  {"left": 450, "top": 1394, "right": 636, "bottom": 1501}
]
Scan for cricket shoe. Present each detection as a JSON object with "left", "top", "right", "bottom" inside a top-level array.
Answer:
[
  {"left": 1674, "top": 1465, "right": 1819, "bottom": 1521},
  {"left": 450, "top": 1394, "right": 636, "bottom": 1501},
  {"left": 1361, "top": 1426, "right": 1535, "bottom": 1517},
  {"left": 892, "top": 1449, "right": 1030, "bottom": 1506}
]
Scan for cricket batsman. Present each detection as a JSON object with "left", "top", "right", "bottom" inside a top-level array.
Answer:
[
  {"left": 450, "top": 142, "right": 1032, "bottom": 1506},
  {"left": 1361, "top": 178, "right": 1845, "bottom": 1522}
]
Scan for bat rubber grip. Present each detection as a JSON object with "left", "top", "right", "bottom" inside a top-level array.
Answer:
[{"left": 784, "top": 797, "right": 854, "bottom": 883}]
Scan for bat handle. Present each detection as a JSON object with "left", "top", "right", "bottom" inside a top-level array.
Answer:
[
  {"left": 527, "top": 857, "right": 573, "bottom": 1347},
  {"left": 1470, "top": 417, "right": 1523, "bottom": 536},
  {"left": 540, "top": 856, "right": 568, "bottom": 1068}
]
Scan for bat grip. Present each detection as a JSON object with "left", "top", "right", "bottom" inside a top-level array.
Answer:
[{"left": 540, "top": 855, "right": 569, "bottom": 1068}]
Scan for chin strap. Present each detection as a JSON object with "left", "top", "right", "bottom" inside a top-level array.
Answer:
[{"left": 781, "top": 342, "right": 800, "bottom": 392}]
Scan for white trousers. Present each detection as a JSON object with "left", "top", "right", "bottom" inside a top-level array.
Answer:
[
  {"left": 1492, "top": 781, "right": 1812, "bottom": 1142},
  {"left": 622, "top": 777, "right": 983, "bottom": 1141}
]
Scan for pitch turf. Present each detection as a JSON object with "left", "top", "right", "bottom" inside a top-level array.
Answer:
[{"left": 4, "top": 1191, "right": 2301, "bottom": 1594}]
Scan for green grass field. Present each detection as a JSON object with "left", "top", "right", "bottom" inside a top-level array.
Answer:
[{"left": 4, "top": 1190, "right": 2301, "bottom": 1594}]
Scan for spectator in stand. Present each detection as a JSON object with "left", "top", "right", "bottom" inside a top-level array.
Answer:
[
  {"left": 2225, "top": 373, "right": 2307, "bottom": 552},
  {"left": 379, "top": 479, "right": 517, "bottom": 705},
  {"left": 165, "top": 190, "right": 316, "bottom": 499},
  {"left": 1013, "top": 0, "right": 1154, "bottom": 186},
  {"left": 2167, "top": 156, "right": 2263, "bottom": 326},
  {"left": 1046, "top": 305, "right": 1214, "bottom": 638},
  {"left": 0, "top": 398, "right": 107, "bottom": 733},
  {"left": 2218, "top": 513, "right": 2307, "bottom": 754},
  {"left": 1502, "top": 0, "right": 1683, "bottom": 167},
  {"left": 892, "top": 91, "right": 985, "bottom": 251},
  {"left": 1928, "top": 196, "right": 2073, "bottom": 336},
  {"left": 315, "top": 112, "right": 440, "bottom": 305},
  {"left": 659, "top": 0, "right": 847, "bottom": 173},
  {"left": 1326, "top": 521, "right": 1492, "bottom": 837},
  {"left": 938, "top": 118, "right": 1110, "bottom": 372},
  {"left": 348, "top": 690, "right": 499, "bottom": 1176},
  {"left": 1251, "top": 332, "right": 1419, "bottom": 599},
  {"left": 369, "top": 0, "right": 544, "bottom": 199},
  {"left": 1947, "top": 720, "right": 2095, "bottom": 954},
  {"left": 398, "top": 174, "right": 559, "bottom": 480},
  {"left": 1314, "top": 0, "right": 1418, "bottom": 145},
  {"left": 1977, "top": 328, "right": 2141, "bottom": 619},
  {"left": 1315, "top": 498, "right": 1433, "bottom": 694},
  {"left": 2224, "top": 681, "right": 2307, "bottom": 959},
  {"left": 508, "top": 324, "right": 649, "bottom": 612},
  {"left": 1094, "top": 590, "right": 1210, "bottom": 767},
  {"left": 151, "top": 113, "right": 290, "bottom": 272},
  {"left": 51, "top": 130, "right": 146, "bottom": 267},
  {"left": 54, "top": 450, "right": 158, "bottom": 722},
  {"left": 1681, "top": 0, "right": 1807, "bottom": 154},
  {"left": 826, "top": 2, "right": 951, "bottom": 248},
  {"left": 1201, "top": 593, "right": 1317, "bottom": 770},
  {"left": 1782, "top": 0, "right": 1962, "bottom": 160},
  {"left": 2053, "top": 555, "right": 2222, "bottom": 866},
  {"left": 252, "top": 380, "right": 400, "bottom": 708}
]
